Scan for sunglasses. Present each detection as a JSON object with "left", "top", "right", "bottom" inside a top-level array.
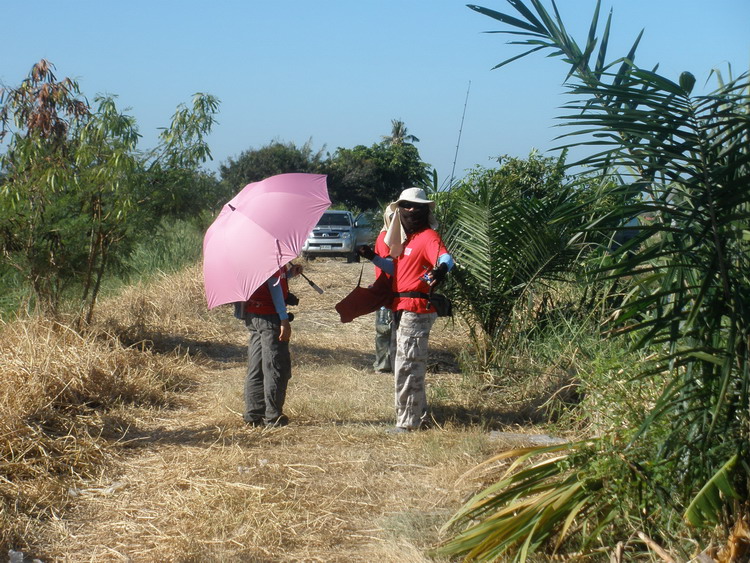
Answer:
[{"left": 398, "top": 201, "right": 428, "bottom": 210}]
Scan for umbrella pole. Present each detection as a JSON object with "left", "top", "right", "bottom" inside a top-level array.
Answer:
[{"left": 300, "top": 272, "right": 324, "bottom": 294}]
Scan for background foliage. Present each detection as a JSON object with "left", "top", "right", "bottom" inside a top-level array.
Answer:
[
  {"left": 0, "top": 60, "right": 221, "bottom": 323},
  {"left": 218, "top": 119, "right": 430, "bottom": 212}
]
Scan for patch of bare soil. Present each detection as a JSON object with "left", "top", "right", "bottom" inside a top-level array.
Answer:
[{"left": 31, "top": 260, "right": 527, "bottom": 562}]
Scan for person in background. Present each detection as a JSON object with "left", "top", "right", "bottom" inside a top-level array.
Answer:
[
  {"left": 242, "top": 262, "right": 303, "bottom": 428},
  {"left": 372, "top": 205, "right": 396, "bottom": 373},
  {"left": 358, "top": 188, "right": 454, "bottom": 433}
]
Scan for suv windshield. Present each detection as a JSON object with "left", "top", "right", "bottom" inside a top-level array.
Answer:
[{"left": 317, "top": 213, "right": 351, "bottom": 227}]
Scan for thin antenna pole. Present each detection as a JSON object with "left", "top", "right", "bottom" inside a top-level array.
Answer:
[{"left": 447, "top": 80, "right": 471, "bottom": 189}]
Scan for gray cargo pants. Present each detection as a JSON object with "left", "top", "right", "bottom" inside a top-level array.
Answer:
[
  {"left": 244, "top": 313, "right": 291, "bottom": 424},
  {"left": 392, "top": 310, "right": 437, "bottom": 429},
  {"left": 373, "top": 307, "right": 393, "bottom": 372}
]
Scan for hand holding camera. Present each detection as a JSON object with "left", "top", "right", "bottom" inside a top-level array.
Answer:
[
  {"left": 427, "top": 263, "right": 448, "bottom": 286},
  {"left": 357, "top": 245, "right": 376, "bottom": 260}
]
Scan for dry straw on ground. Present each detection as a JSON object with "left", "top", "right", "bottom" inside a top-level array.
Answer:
[
  {"left": 0, "top": 308, "right": 196, "bottom": 553},
  {"left": 2, "top": 259, "right": 550, "bottom": 562}
]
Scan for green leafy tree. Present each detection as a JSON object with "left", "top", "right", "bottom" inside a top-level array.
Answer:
[
  {"left": 325, "top": 121, "right": 429, "bottom": 210},
  {"left": 137, "top": 92, "right": 223, "bottom": 221},
  {"left": 0, "top": 60, "right": 219, "bottom": 323},
  {"left": 438, "top": 2, "right": 750, "bottom": 560},
  {"left": 218, "top": 139, "right": 325, "bottom": 200}
]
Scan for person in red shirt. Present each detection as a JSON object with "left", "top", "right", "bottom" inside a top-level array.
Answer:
[
  {"left": 358, "top": 188, "right": 454, "bottom": 433},
  {"left": 242, "top": 263, "right": 302, "bottom": 427}
]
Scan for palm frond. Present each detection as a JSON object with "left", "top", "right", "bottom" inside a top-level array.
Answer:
[
  {"left": 435, "top": 441, "right": 610, "bottom": 562},
  {"left": 684, "top": 455, "right": 740, "bottom": 527},
  {"left": 445, "top": 177, "right": 589, "bottom": 338}
]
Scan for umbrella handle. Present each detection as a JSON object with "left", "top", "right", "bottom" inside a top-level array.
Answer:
[{"left": 300, "top": 272, "right": 324, "bottom": 294}]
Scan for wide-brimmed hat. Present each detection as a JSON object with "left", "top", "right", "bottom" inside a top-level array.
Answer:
[
  {"left": 396, "top": 187, "right": 436, "bottom": 210},
  {"left": 383, "top": 189, "right": 439, "bottom": 256}
]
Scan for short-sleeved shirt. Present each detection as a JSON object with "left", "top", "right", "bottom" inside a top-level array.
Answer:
[{"left": 391, "top": 228, "right": 448, "bottom": 314}]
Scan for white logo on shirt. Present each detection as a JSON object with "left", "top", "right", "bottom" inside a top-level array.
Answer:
[{"left": 404, "top": 247, "right": 412, "bottom": 256}]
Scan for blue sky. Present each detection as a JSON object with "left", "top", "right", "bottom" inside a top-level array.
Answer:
[{"left": 3, "top": 1, "right": 749, "bottom": 188}]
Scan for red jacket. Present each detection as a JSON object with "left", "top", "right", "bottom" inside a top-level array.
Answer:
[{"left": 244, "top": 269, "right": 288, "bottom": 315}]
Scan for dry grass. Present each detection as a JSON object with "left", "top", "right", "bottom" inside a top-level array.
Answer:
[
  {"left": 1, "top": 259, "right": 549, "bottom": 562},
  {"left": 0, "top": 314, "right": 197, "bottom": 552}
]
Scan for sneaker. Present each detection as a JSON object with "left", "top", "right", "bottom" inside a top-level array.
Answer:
[{"left": 265, "top": 414, "right": 289, "bottom": 428}]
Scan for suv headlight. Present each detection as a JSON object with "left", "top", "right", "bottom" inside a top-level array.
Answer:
[{"left": 341, "top": 232, "right": 351, "bottom": 239}]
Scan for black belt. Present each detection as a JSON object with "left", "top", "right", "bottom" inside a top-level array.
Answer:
[{"left": 396, "top": 292, "right": 430, "bottom": 299}]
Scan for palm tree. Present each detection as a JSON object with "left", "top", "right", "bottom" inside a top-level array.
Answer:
[
  {"left": 382, "top": 119, "right": 419, "bottom": 145},
  {"left": 438, "top": 1, "right": 750, "bottom": 560},
  {"left": 441, "top": 152, "right": 591, "bottom": 370}
]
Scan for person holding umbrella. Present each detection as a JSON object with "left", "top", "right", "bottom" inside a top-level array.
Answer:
[
  {"left": 357, "top": 188, "right": 454, "bottom": 433},
  {"left": 241, "top": 263, "right": 303, "bottom": 428},
  {"left": 202, "top": 173, "right": 331, "bottom": 428}
]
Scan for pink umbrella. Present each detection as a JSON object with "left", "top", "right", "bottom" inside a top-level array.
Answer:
[{"left": 202, "top": 173, "right": 330, "bottom": 310}]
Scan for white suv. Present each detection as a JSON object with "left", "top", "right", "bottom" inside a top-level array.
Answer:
[{"left": 302, "top": 210, "right": 373, "bottom": 262}]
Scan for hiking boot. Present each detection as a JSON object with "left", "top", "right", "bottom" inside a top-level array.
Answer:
[
  {"left": 265, "top": 414, "right": 289, "bottom": 428},
  {"left": 243, "top": 416, "right": 264, "bottom": 427}
]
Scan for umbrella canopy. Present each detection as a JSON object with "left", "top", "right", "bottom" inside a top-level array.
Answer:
[{"left": 202, "top": 173, "right": 330, "bottom": 310}]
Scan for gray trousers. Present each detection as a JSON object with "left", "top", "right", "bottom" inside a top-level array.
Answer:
[
  {"left": 244, "top": 313, "right": 291, "bottom": 423},
  {"left": 392, "top": 311, "right": 437, "bottom": 429},
  {"left": 373, "top": 307, "right": 393, "bottom": 372}
]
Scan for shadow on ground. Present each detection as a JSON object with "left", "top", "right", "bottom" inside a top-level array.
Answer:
[
  {"left": 98, "top": 414, "right": 306, "bottom": 449},
  {"left": 429, "top": 402, "right": 546, "bottom": 430}
]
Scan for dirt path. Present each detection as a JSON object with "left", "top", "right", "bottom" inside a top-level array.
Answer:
[{"left": 36, "top": 261, "right": 511, "bottom": 562}]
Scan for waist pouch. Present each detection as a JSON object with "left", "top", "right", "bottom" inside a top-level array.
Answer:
[{"left": 396, "top": 292, "right": 452, "bottom": 317}]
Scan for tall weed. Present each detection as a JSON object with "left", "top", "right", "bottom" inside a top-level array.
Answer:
[
  {"left": 0, "top": 267, "right": 29, "bottom": 318},
  {"left": 124, "top": 217, "right": 204, "bottom": 281},
  {"left": 457, "top": 279, "right": 651, "bottom": 435},
  {"left": 0, "top": 218, "right": 206, "bottom": 321}
]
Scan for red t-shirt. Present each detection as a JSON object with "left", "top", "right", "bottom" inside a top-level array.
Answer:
[
  {"left": 391, "top": 229, "right": 447, "bottom": 314},
  {"left": 244, "top": 269, "right": 288, "bottom": 315}
]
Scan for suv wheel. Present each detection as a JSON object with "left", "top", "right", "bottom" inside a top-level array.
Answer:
[{"left": 346, "top": 251, "right": 360, "bottom": 264}]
